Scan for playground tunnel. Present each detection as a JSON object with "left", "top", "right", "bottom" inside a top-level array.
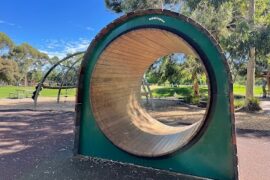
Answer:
[{"left": 89, "top": 28, "right": 209, "bottom": 157}]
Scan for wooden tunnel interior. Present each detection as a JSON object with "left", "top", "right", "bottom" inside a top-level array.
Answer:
[{"left": 90, "top": 28, "right": 208, "bottom": 157}]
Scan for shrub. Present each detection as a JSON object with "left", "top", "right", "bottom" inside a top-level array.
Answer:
[
  {"left": 245, "top": 97, "right": 261, "bottom": 112},
  {"left": 183, "top": 95, "right": 192, "bottom": 104},
  {"left": 184, "top": 95, "right": 200, "bottom": 105},
  {"left": 234, "top": 99, "right": 245, "bottom": 109},
  {"left": 191, "top": 96, "right": 200, "bottom": 105}
]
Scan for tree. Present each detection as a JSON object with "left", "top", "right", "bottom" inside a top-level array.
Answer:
[
  {"left": 245, "top": 0, "right": 256, "bottom": 102},
  {"left": 225, "top": 0, "right": 270, "bottom": 102},
  {"left": 0, "top": 32, "right": 14, "bottom": 56},
  {"left": 182, "top": 0, "right": 270, "bottom": 102},
  {"left": 27, "top": 69, "right": 43, "bottom": 85},
  {"left": 0, "top": 57, "right": 20, "bottom": 84},
  {"left": 182, "top": 1, "right": 233, "bottom": 40},
  {"left": 9, "top": 43, "right": 49, "bottom": 86},
  {"left": 156, "top": 55, "right": 182, "bottom": 86},
  {"left": 181, "top": 56, "right": 205, "bottom": 97},
  {"left": 145, "top": 68, "right": 160, "bottom": 84},
  {"left": 246, "top": 0, "right": 270, "bottom": 101},
  {"left": 105, "top": 0, "right": 179, "bottom": 13},
  {"left": 49, "top": 56, "right": 60, "bottom": 64},
  {"left": 182, "top": 0, "right": 233, "bottom": 11},
  {"left": 104, "top": 0, "right": 270, "bottom": 102}
]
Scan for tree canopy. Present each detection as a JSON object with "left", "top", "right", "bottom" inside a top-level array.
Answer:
[
  {"left": 104, "top": 0, "right": 270, "bottom": 101},
  {"left": 105, "top": 0, "right": 179, "bottom": 12},
  {"left": 0, "top": 57, "right": 20, "bottom": 84},
  {"left": 8, "top": 43, "right": 50, "bottom": 86},
  {"left": 0, "top": 33, "right": 58, "bottom": 85},
  {"left": 0, "top": 32, "right": 14, "bottom": 56}
]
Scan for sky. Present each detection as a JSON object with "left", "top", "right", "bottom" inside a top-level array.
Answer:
[{"left": 0, "top": 0, "right": 120, "bottom": 58}]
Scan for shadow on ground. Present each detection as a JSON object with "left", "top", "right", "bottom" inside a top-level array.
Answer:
[
  {"left": 0, "top": 109, "right": 203, "bottom": 180},
  {"left": 0, "top": 106, "right": 269, "bottom": 180},
  {"left": 0, "top": 110, "right": 74, "bottom": 180},
  {"left": 237, "top": 129, "right": 270, "bottom": 138},
  {"left": 21, "top": 155, "right": 201, "bottom": 180}
]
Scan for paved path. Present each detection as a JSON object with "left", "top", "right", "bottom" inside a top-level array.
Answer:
[
  {"left": 0, "top": 110, "right": 74, "bottom": 180},
  {"left": 0, "top": 110, "right": 199, "bottom": 180},
  {"left": 0, "top": 99, "right": 269, "bottom": 179},
  {"left": 236, "top": 99, "right": 270, "bottom": 179},
  {"left": 237, "top": 136, "right": 270, "bottom": 180},
  {"left": 261, "top": 99, "right": 270, "bottom": 114}
]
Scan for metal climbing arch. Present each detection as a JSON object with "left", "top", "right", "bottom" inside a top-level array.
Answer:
[{"left": 33, "top": 51, "right": 85, "bottom": 108}]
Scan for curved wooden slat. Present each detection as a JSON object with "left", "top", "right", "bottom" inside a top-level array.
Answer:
[{"left": 90, "top": 29, "right": 205, "bottom": 157}]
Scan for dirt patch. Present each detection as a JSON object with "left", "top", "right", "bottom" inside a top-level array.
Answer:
[
  {"left": 0, "top": 97, "right": 75, "bottom": 111},
  {"left": 148, "top": 106, "right": 205, "bottom": 126},
  {"left": 142, "top": 99, "right": 206, "bottom": 126},
  {"left": 142, "top": 99, "right": 270, "bottom": 136}
]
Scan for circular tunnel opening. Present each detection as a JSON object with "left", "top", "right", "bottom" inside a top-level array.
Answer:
[
  {"left": 141, "top": 53, "right": 209, "bottom": 127},
  {"left": 90, "top": 28, "right": 211, "bottom": 157}
]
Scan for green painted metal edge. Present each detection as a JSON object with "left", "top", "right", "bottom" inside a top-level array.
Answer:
[{"left": 74, "top": 9, "right": 238, "bottom": 180}]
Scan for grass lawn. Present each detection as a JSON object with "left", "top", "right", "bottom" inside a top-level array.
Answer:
[
  {"left": 0, "top": 86, "right": 76, "bottom": 99},
  {"left": 0, "top": 84, "right": 263, "bottom": 99},
  {"left": 149, "top": 84, "right": 262, "bottom": 98},
  {"left": 233, "top": 84, "right": 262, "bottom": 97},
  {"left": 150, "top": 85, "right": 208, "bottom": 98}
]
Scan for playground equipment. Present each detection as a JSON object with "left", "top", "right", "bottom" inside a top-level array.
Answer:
[
  {"left": 33, "top": 52, "right": 84, "bottom": 107},
  {"left": 258, "top": 70, "right": 270, "bottom": 97},
  {"left": 74, "top": 10, "right": 237, "bottom": 179},
  {"left": 141, "top": 76, "right": 152, "bottom": 105}
]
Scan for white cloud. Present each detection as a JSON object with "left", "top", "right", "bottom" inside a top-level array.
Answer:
[
  {"left": 39, "top": 38, "right": 91, "bottom": 59},
  {"left": 44, "top": 39, "right": 63, "bottom": 49},
  {"left": 39, "top": 50, "right": 66, "bottom": 59},
  {"left": 64, "top": 38, "right": 90, "bottom": 54},
  {"left": 86, "top": 26, "right": 94, "bottom": 31},
  {"left": 0, "top": 19, "right": 21, "bottom": 28},
  {"left": 0, "top": 19, "right": 15, "bottom": 26}
]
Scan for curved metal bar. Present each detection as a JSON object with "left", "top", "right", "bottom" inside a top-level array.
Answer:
[
  {"left": 57, "top": 57, "right": 82, "bottom": 103},
  {"left": 33, "top": 51, "right": 85, "bottom": 108}
]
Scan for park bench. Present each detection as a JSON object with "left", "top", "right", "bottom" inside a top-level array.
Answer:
[
  {"left": 9, "top": 92, "right": 17, "bottom": 99},
  {"left": 8, "top": 89, "right": 33, "bottom": 99},
  {"left": 25, "top": 90, "right": 33, "bottom": 98}
]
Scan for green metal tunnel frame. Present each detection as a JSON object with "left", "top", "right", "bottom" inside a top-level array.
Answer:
[{"left": 74, "top": 9, "right": 238, "bottom": 180}]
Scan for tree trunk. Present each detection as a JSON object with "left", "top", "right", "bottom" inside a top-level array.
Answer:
[
  {"left": 246, "top": 47, "right": 255, "bottom": 100},
  {"left": 245, "top": 0, "right": 255, "bottom": 103},
  {"left": 262, "top": 79, "right": 267, "bottom": 98},
  {"left": 267, "top": 69, "right": 270, "bottom": 95},
  {"left": 24, "top": 74, "right": 28, "bottom": 86},
  {"left": 193, "top": 75, "right": 199, "bottom": 97}
]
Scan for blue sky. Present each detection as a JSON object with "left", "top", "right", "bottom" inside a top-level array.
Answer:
[{"left": 0, "top": 0, "right": 120, "bottom": 58}]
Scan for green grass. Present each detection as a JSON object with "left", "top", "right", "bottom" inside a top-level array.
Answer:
[
  {"left": 0, "top": 86, "right": 76, "bottom": 98},
  {"left": 149, "top": 84, "right": 262, "bottom": 98},
  {"left": 0, "top": 84, "right": 263, "bottom": 99},
  {"left": 150, "top": 85, "right": 208, "bottom": 98},
  {"left": 233, "top": 84, "right": 262, "bottom": 96},
  {"left": 148, "top": 84, "right": 261, "bottom": 108},
  {"left": 234, "top": 98, "right": 245, "bottom": 108}
]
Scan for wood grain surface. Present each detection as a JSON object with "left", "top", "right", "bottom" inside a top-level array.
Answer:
[{"left": 90, "top": 28, "right": 204, "bottom": 157}]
